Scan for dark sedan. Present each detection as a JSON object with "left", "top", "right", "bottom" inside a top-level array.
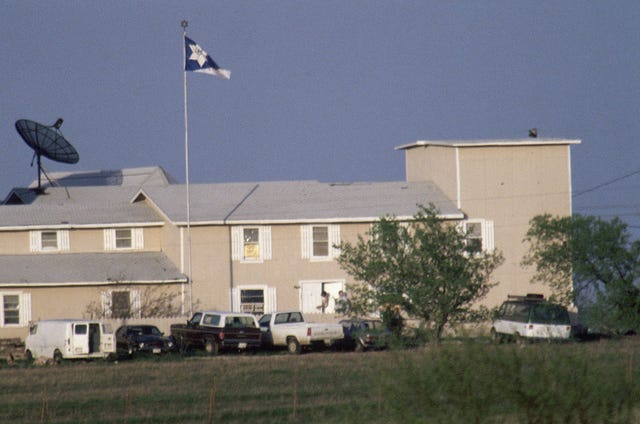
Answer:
[{"left": 116, "top": 325, "right": 176, "bottom": 357}]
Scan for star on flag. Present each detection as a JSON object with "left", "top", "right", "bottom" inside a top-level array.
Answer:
[{"left": 184, "top": 36, "right": 230, "bottom": 79}]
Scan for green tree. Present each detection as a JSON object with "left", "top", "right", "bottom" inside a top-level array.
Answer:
[
  {"left": 522, "top": 213, "right": 640, "bottom": 334},
  {"left": 336, "top": 204, "right": 504, "bottom": 342}
]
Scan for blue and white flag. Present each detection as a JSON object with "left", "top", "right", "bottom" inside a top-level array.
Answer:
[{"left": 184, "top": 36, "right": 231, "bottom": 79}]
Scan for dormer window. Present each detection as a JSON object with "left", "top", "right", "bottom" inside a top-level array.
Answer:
[
  {"left": 29, "top": 230, "right": 69, "bottom": 252},
  {"left": 104, "top": 228, "right": 143, "bottom": 250}
]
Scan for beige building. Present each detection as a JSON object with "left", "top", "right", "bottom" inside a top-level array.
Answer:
[{"left": 0, "top": 138, "right": 579, "bottom": 340}]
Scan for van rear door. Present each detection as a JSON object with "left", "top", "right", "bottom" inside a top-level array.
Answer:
[{"left": 72, "top": 323, "right": 89, "bottom": 355}]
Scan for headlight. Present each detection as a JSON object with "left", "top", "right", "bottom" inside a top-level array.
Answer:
[{"left": 138, "top": 342, "right": 145, "bottom": 349}]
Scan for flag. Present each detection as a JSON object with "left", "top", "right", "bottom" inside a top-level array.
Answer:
[{"left": 184, "top": 36, "right": 231, "bottom": 79}]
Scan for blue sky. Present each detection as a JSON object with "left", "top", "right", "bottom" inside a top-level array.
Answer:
[{"left": 2, "top": 2, "right": 640, "bottom": 226}]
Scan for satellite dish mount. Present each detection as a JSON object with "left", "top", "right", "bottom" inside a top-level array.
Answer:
[{"left": 15, "top": 118, "right": 79, "bottom": 191}]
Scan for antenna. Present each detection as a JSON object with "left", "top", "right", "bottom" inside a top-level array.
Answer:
[{"left": 15, "top": 118, "right": 79, "bottom": 191}]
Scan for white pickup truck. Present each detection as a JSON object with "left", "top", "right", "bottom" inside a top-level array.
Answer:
[{"left": 258, "top": 311, "right": 344, "bottom": 354}]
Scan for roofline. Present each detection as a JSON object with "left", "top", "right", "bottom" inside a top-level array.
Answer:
[
  {"left": 395, "top": 138, "right": 582, "bottom": 150},
  {"left": 0, "top": 278, "right": 188, "bottom": 288},
  {"left": 0, "top": 222, "right": 164, "bottom": 231},
  {"left": 131, "top": 189, "right": 174, "bottom": 223},
  {"left": 173, "top": 213, "right": 465, "bottom": 226}
]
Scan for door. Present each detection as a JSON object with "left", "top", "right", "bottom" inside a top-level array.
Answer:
[
  {"left": 72, "top": 323, "right": 89, "bottom": 355},
  {"left": 301, "top": 281, "right": 344, "bottom": 314},
  {"left": 89, "top": 323, "right": 101, "bottom": 353}
]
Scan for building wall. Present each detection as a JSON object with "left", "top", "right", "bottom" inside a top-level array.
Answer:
[
  {"left": 188, "top": 226, "right": 232, "bottom": 310},
  {"left": 405, "top": 145, "right": 458, "bottom": 205},
  {"left": 0, "top": 231, "right": 28, "bottom": 254},
  {"left": 404, "top": 142, "right": 574, "bottom": 307},
  {"left": 186, "top": 222, "right": 368, "bottom": 313}
]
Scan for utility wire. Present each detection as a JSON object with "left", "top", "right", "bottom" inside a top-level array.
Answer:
[{"left": 573, "top": 168, "right": 640, "bottom": 198}]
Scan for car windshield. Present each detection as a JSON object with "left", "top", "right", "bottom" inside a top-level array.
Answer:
[{"left": 530, "top": 303, "right": 570, "bottom": 325}]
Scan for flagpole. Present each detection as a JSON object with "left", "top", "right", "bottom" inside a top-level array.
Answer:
[{"left": 181, "top": 19, "right": 194, "bottom": 317}]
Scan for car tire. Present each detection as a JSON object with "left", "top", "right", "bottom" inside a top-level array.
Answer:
[
  {"left": 286, "top": 337, "right": 301, "bottom": 354},
  {"left": 25, "top": 350, "right": 34, "bottom": 363},
  {"left": 204, "top": 339, "right": 219, "bottom": 356},
  {"left": 53, "top": 349, "right": 63, "bottom": 364}
]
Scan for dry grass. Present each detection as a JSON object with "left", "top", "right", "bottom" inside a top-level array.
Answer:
[{"left": 1, "top": 339, "right": 640, "bottom": 423}]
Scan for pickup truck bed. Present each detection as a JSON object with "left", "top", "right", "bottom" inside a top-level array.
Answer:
[{"left": 258, "top": 311, "right": 343, "bottom": 354}]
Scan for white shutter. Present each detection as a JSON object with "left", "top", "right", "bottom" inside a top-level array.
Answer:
[
  {"left": 301, "top": 226, "right": 311, "bottom": 259},
  {"left": 483, "top": 220, "right": 495, "bottom": 252},
  {"left": 59, "top": 230, "right": 70, "bottom": 251},
  {"left": 19, "top": 293, "right": 31, "bottom": 327},
  {"left": 131, "top": 289, "right": 142, "bottom": 318},
  {"left": 101, "top": 291, "right": 112, "bottom": 318},
  {"left": 104, "top": 230, "right": 115, "bottom": 251},
  {"left": 29, "top": 231, "right": 40, "bottom": 252},
  {"left": 231, "top": 288, "right": 240, "bottom": 312},
  {"left": 330, "top": 225, "right": 341, "bottom": 258},
  {"left": 265, "top": 287, "right": 277, "bottom": 313},
  {"left": 231, "top": 227, "right": 242, "bottom": 261},
  {"left": 133, "top": 228, "right": 144, "bottom": 249},
  {"left": 260, "top": 226, "right": 272, "bottom": 260}
]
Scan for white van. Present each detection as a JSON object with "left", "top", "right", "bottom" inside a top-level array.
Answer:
[{"left": 25, "top": 319, "right": 116, "bottom": 362}]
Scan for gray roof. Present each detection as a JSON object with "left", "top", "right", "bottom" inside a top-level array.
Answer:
[
  {"left": 0, "top": 252, "right": 187, "bottom": 287},
  {"left": 0, "top": 186, "right": 163, "bottom": 228},
  {"left": 1, "top": 166, "right": 462, "bottom": 228},
  {"left": 139, "top": 180, "right": 462, "bottom": 224}
]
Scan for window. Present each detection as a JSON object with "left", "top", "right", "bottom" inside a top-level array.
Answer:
[
  {"left": 301, "top": 225, "right": 340, "bottom": 260},
  {"left": 101, "top": 289, "right": 141, "bottom": 318},
  {"left": 104, "top": 228, "right": 143, "bottom": 250},
  {"left": 3, "top": 295, "right": 19, "bottom": 325},
  {"left": 115, "top": 229, "right": 132, "bottom": 249},
  {"left": 0, "top": 292, "right": 30, "bottom": 327},
  {"left": 231, "top": 226, "right": 272, "bottom": 262},
  {"left": 465, "top": 222, "right": 483, "bottom": 254},
  {"left": 232, "top": 286, "right": 276, "bottom": 314},
  {"left": 461, "top": 220, "right": 495, "bottom": 253},
  {"left": 313, "top": 226, "right": 329, "bottom": 257},
  {"left": 112, "top": 291, "right": 131, "bottom": 318},
  {"left": 41, "top": 231, "right": 58, "bottom": 250},
  {"left": 30, "top": 230, "right": 69, "bottom": 252},
  {"left": 240, "top": 289, "right": 265, "bottom": 314},
  {"left": 202, "top": 314, "right": 221, "bottom": 326},
  {"left": 243, "top": 228, "right": 260, "bottom": 260}
]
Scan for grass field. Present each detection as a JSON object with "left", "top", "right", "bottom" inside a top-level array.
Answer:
[{"left": 1, "top": 338, "right": 639, "bottom": 423}]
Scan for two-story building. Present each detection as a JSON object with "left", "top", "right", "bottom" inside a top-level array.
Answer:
[{"left": 0, "top": 137, "right": 579, "bottom": 339}]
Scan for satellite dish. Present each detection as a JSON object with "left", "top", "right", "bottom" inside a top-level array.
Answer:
[{"left": 15, "top": 118, "right": 79, "bottom": 190}]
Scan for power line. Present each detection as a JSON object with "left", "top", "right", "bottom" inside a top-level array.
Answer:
[{"left": 573, "top": 168, "right": 640, "bottom": 198}]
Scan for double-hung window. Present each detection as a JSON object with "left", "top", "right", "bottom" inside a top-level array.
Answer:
[
  {"left": 301, "top": 225, "right": 340, "bottom": 260},
  {"left": 0, "top": 292, "right": 31, "bottom": 327},
  {"left": 30, "top": 230, "right": 70, "bottom": 252},
  {"left": 101, "top": 289, "right": 141, "bottom": 318},
  {"left": 232, "top": 286, "right": 277, "bottom": 314},
  {"left": 104, "top": 228, "right": 143, "bottom": 250},
  {"left": 231, "top": 226, "right": 272, "bottom": 262},
  {"left": 461, "top": 219, "right": 494, "bottom": 254}
]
